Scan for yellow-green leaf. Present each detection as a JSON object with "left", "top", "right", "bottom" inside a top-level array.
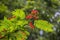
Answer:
[
  {"left": 12, "top": 9, "right": 25, "bottom": 19},
  {"left": 34, "top": 20, "right": 54, "bottom": 32}
]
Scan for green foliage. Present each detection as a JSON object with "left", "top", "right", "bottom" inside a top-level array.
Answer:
[
  {"left": 58, "top": 19, "right": 60, "bottom": 22},
  {"left": 12, "top": 9, "right": 25, "bottom": 19},
  {"left": 3, "top": 16, "right": 28, "bottom": 32},
  {"left": 51, "top": 0, "right": 60, "bottom": 6},
  {"left": 0, "top": 0, "right": 60, "bottom": 40},
  {"left": 34, "top": 20, "right": 54, "bottom": 32},
  {"left": 16, "top": 20, "right": 28, "bottom": 27},
  {"left": 24, "top": 1, "right": 35, "bottom": 9},
  {"left": 0, "top": 15, "right": 29, "bottom": 40},
  {"left": 0, "top": 3, "right": 8, "bottom": 13},
  {"left": 0, "top": 17, "right": 15, "bottom": 32},
  {"left": 16, "top": 31, "right": 30, "bottom": 40}
]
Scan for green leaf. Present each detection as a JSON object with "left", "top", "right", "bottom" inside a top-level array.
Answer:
[
  {"left": 34, "top": 20, "right": 54, "bottom": 32},
  {"left": 2, "top": 17, "right": 15, "bottom": 32},
  {"left": 16, "top": 20, "right": 28, "bottom": 27},
  {"left": 24, "top": 31, "right": 30, "bottom": 35},
  {"left": 16, "top": 31, "right": 29, "bottom": 40},
  {"left": 12, "top": 9, "right": 25, "bottom": 19}
]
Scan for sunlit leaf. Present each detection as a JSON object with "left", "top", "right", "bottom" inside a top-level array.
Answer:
[
  {"left": 12, "top": 9, "right": 25, "bottom": 19},
  {"left": 34, "top": 20, "right": 54, "bottom": 32},
  {"left": 16, "top": 20, "right": 28, "bottom": 27}
]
